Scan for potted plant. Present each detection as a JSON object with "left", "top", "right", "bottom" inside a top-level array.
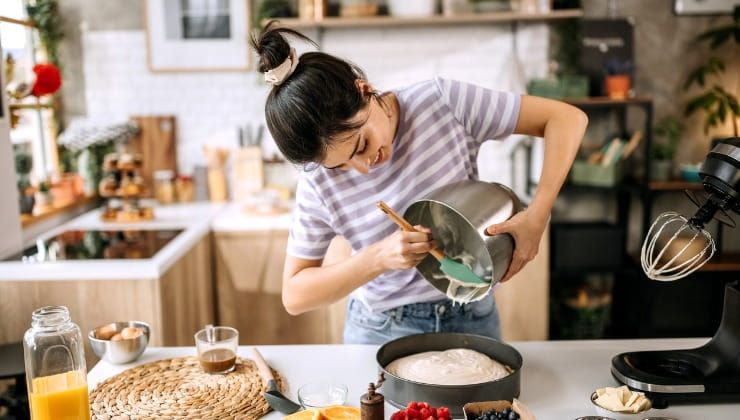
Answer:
[
  {"left": 603, "top": 58, "right": 634, "bottom": 100},
  {"left": 683, "top": 6, "right": 739, "bottom": 138},
  {"left": 14, "top": 150, "right": 35, "bottom": 214},
  {"left": 35, "top": 180, "right": 53, "bottom": 207},
  {"left": 651, "top": 116, "right": 684, "bottom": 182}
]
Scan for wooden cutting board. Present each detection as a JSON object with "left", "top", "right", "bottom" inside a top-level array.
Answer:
[{"left": 129, "top": 116, "right": 178, "bottom": 197}]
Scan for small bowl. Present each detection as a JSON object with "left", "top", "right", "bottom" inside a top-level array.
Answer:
[
  {"left": 680, "top": 163, "right": 702, "bottom": 183},
  {"left": 590, "top": 391, "right": 653, "bottom": 420},
  {"left": 297, "top": 382, "right": 348, "bottom": 409},
  {"left": 89, "top": 321, "right": 150, "bottom": 364}
]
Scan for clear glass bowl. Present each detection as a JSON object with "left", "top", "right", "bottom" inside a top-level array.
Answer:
[{"left": 297, "top": 382, "right": 348, "bottom": 409}]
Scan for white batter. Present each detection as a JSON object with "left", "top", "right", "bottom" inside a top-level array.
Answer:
[
  {"left": 431, "top": 252, "right": 491, "bottom": 304},
  {"left": 385, "top": 348, "right": 511, "bottom": 385}
]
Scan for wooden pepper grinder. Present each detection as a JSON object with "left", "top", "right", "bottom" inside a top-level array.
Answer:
[
  {"left": 202, "top": 145, "right": 229, "bottom": 202},
  {"left": 360, "top": 374, "right": 385, "bottom": 420}
]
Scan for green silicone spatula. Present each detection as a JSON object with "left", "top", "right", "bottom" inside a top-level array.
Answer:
[{"left": 377, "top": 201, "right": 488, "bottom": 285}]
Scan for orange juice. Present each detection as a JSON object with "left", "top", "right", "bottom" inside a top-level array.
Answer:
[{"left": 29, "top": 370, "right": 90, "bottom": 420}]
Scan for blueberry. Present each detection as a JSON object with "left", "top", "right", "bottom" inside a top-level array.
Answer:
[{"left": 508, "top": 412, "right": 518, "bottom": 420}]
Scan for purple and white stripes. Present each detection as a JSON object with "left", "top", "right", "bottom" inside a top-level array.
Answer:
[{"left": 287, "top": 78, "right": 521, "bottom": 312}]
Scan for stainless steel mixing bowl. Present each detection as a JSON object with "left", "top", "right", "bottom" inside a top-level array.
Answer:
[
  {"left": 404, "top": 180, "right": 523, "bottom": 299},
  {"left": 89, "top": 321, "right": 150, "bottom": 364}
]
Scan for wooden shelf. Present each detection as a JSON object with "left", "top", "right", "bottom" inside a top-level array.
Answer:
[
  {"left": 564, "top": 96, "right": 653, "bottom": 107},
  {"left": 20, "top": 196, "right": 98, "bottom": 228},
  {"left": 0, "top": 16, "right": 35, "bottom": 28},
  {"left": 647, "top": 180, "right": 703, "bottom": 191},
  {"left": 269, "top": 9, "right": 583, "bottom": 29},
  {"left": 9, "top": 102, "right": 55, "bottom": 110}
]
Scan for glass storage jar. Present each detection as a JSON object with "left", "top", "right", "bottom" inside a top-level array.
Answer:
[
  {"left": 154, "top": 169, "right": 176, "bottom": 205},
  {"left": 23, "top": 306, "right": 90, "bottom": 420}
]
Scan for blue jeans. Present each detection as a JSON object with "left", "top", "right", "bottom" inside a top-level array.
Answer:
[{"left": 342, "top": 294, "right": 501, "bottom": 344}]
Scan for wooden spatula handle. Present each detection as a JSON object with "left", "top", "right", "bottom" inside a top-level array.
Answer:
[
  {"left": 377, "top": 201, "right": 444, "bottom": 261},
  {"left": 251, "top": 347, "right": 275, "bottom": 384}
]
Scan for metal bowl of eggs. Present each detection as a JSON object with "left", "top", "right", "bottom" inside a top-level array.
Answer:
[{"left": 89, "top": 321, "right": 150, "bottom": 364}]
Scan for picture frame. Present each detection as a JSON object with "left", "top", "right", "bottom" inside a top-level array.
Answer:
[
  {"left": 143, "top": 0, "right": 252, "bottom": 72},
  {"left": 673, "top": 0, "right": 737, "bottom": 15}
]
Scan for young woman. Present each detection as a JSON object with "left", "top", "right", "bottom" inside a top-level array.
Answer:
[{"left": 250, "top": 23, "right": 587, "bottom": 344}]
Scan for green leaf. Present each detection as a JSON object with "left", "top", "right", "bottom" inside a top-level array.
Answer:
[
  {"left": 717, "top": 99, "right": 727, "bottom": 122},
  {"left": 683, "top": 58, "right": 725, "bottom": 90},
  {"left": 685, "top": 91, "right": 718, "bottom": 116},
  {"left": 728, "top": 96, "right": 740, "bottom": 116}
]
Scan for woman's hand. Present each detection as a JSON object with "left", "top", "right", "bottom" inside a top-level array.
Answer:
[
  {"left": 371, "top": 225, "right": 436, "bottom": 271},
  {"left": 485, "top": 209, "right": 547, "bottom": 282}
]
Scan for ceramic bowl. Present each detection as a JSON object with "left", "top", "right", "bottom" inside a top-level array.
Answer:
[
  {"left": 680, "top": 163, "right": 702, "bottom": 182},
  {"left": 89, "top": 321, "right": 150, "bottom": 364}
]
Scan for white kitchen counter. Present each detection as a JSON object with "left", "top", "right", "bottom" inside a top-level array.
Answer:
[
  {"left": 0, "top": 201, "right": 295, "bottom": 281},
  {"left": 88, "top": 339, "right": 739, "bottom": 420},
  {"left": 211, "top": 201, "right": 293, "bottom": 232}
]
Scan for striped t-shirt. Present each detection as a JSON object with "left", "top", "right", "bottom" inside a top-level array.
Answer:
[{"left": 287, "top": 77, "right": 521, "bottom": 313}]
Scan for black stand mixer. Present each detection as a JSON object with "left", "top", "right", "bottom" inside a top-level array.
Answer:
[{"left": 611, "top": 137, "right": 740, "bottom": 408}]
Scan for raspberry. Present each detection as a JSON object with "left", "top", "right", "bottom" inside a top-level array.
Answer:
[
  {"left": 391, "top": 410, "right": 406, "bottom": 420},
  {"left": 406, "top": 408, "right": 421, "bottom": 419}
]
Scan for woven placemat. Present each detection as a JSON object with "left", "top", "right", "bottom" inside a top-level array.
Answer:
[{"left": 90, "top": 357, "right": 286, "bottom": 420}]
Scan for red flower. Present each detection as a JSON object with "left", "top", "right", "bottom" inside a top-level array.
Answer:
[{"left": 31, "top": 63, "right": 62, "bottom": 97}]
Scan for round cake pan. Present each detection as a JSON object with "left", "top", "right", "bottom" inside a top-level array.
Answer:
[{"left": 376, "top": 332, "right": 522, "bottom": 417}]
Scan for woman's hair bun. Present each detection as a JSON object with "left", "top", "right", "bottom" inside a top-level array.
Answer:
[{"left": 250, "top": 20, "right": 316, "bottom": 73}]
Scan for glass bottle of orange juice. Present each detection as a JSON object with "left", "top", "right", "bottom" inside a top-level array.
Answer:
[{"left": 23, "top": 306, "right": 90, "bottom": 420}]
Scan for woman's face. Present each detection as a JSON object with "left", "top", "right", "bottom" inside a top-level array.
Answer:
[{"left": 321, "top": 82, "right": 397, "bottom": 174}]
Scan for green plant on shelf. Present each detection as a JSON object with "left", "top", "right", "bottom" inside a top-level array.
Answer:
[
  {"left": 14, "top": 150, "right": 33, "bottom": 192},
  {"left": 38, "top": 180, "right": 50, "bottom": 193},
  {"left": 26, "top": 0, "right": 64, "bottom": 68},
  {"left": 254, "top": 0, "right": 295, "bottom": 28},
  {"left": 683, "top": 6, "right": 739, "bottom": 136},
  {"left": 651, "top": 116, "right": 684, "bottom": 161}
]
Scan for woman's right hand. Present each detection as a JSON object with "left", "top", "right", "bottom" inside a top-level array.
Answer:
[{"left": 371, "top": 225, "right": 436, "bottom": 271}]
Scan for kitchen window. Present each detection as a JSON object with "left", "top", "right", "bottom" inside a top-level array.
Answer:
[{"left": 1, "top": 0, "right": 60, "bottom": 183}]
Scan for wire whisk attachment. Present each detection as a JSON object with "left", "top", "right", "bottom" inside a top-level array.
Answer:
[{"left": 641, "top": 212, "right": 716, "bottom": 281}]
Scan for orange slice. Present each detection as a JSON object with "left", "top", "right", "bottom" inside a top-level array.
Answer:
[
  {"left": 320, "top": 405, "right": 361, "bottom": 420},
  {"left": 283, "top": 408, "right": 321, "bottom": 420}
]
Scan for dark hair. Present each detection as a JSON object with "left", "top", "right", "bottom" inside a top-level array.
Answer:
[{"left": 250, "top": 21, "right": 374, "bottom": 167}]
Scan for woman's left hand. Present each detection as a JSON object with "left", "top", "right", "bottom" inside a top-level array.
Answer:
[{"left": 485, "top": 209, "right": 548, "bottom": 282}]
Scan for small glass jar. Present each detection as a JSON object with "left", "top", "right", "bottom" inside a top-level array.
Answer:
[
  {"left": 175, "top": 175, "right": 194, "bottom": 202},
  {"left": 154, "top": 169, "right": 175, "bottom": 205},
  {"left": 23, "top": 306, "right": 90, "bottom": 420}
]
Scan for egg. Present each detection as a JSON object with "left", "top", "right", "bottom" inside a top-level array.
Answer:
[
  {"left": 96, "top": 325, "right": 117, "bottom": 340},
  {"left": 110, "top": 333, "right": 124, "bottom": 341},
  {"left": 120, "top": 327, "right": 143, "bottom": 339}
]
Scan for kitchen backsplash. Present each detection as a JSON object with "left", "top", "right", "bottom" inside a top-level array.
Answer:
[
  {"left": 82, "top": 25, "right": 548, "bottom": 165},
  {"left": 82, "top": 25, "right": 548, "bottom": 190}
]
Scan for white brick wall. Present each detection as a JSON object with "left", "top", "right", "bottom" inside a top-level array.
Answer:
[{"left": 82, "top": 25, "right": 548, "bottom": 176}]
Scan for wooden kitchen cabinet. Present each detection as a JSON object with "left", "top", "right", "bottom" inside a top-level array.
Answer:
[
  {"left": 0, "top": 236, "right": 215, "bottom": 365},
  {"left": 212, "top": 226, "right": 549, "bottom": 343},
  {"left": 494, "top": 225, "right": 550, "bottom": 341},
  {"left": 213, "top": 231, "right": 348, "bottom": 344}
]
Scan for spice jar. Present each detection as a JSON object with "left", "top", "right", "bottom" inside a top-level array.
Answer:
[
  {"left": 23, "top": 306, "right": 90, "bottom": 420},
  {"left": 175, "top": 174, "right": 194, "bottom": 202},
  {"left": 154, "top": 169, "right": 175, "bottom": 205}
]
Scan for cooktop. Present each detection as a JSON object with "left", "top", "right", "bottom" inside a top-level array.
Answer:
[{"left": 9, "top": 229, "right": 183, "bottom": 262}]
